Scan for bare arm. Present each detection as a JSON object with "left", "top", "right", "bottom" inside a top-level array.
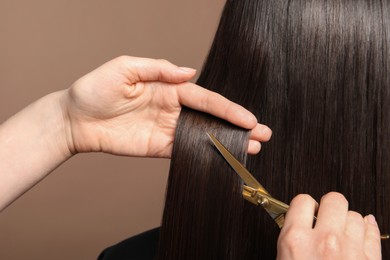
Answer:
[
  {"left": 0, "top": 91, "right": 72, "bottom": 210},
  {"left": 0, "top": 56, "right": 271, "bottom": 211}
]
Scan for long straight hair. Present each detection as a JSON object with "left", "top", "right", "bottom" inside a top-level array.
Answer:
[{"left": 157, "top": 0, "right": 390, "bottom": 258}]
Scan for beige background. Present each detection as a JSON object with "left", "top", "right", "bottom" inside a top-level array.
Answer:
[{"left": 0, "top": 1, "right": 225, "bottom": 259}]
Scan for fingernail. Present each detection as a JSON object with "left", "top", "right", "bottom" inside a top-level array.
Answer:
[
  {"left": 366, "top": 214, "right": 377, "bottom": 225},
  {"left": 178, "top": 67, "right": 196, "bottom": 73}
]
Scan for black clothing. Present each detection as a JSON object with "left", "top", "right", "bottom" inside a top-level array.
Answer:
[{"left": 97, "top": 228, "right": 160, "bottom": 260}]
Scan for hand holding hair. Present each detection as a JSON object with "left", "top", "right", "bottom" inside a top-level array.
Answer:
[
  {"left": 277, "top": 192, "right": 381, "bottom": 260},
  {"left": 0, "top": 56, "right": 271, "bottom": 211},
  {"left": 64, "top": 56, "right": 271, "bottom": 158}
]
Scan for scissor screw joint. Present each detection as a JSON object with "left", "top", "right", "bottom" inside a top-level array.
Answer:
[
  {"left": 258, "top": 197, "right": 269, "bottom": 207},
  {"left": 243, "top": 185, "right": 263, "bottom": 206}
]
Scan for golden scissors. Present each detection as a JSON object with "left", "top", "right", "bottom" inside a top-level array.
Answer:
[{"left": 207, "top": 132, "right": 390, "bottom": 239}]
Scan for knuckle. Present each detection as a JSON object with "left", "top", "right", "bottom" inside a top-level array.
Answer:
[
  {"left": 114, "top": 55, "right": 135, "bottom": 72},
  {"left": 291, "top": 194, "right": 315, "bottom": 206},
  {"left": 278, "top": 228, "right": 308, "bottom": 252},
  {"left": 348, "top": 210, "right": 363, "bottom": 221},
  {"left": 157, "top": 58, "right": 172, "bottom": 66},
  {"left": 345, "top": 211, "right": 364, "bottom": 238},
  {"left": 321, "top": 192, "right": 348, "bottom": 205},
  {"left": 115, "top": 55, "right": 130, "bottom": 63},
  {"left": 319, "top": 233, "right": 341, "bottom": 257}
]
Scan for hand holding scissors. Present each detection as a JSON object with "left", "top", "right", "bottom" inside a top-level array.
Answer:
[
  {"left": 207, "top": 133, "right": 387, "bottom": 259},
  {"left": 277, "top": 193, "right": 382, "bottom": 260}
]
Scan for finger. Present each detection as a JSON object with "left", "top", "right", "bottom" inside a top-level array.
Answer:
[
  {"left": 283, "top": 194, "right": 318, "bottom": 230},
  {"left": 315, "top": 192, "right": 348, "bottom": 232},
  {"left": 247, "top": 140, "right": 261, "bottom": 154},
  {"left": 249, "top": 123, "right": 272, "bottom": 142},
  {"left": 364, "top": 215, "right": 382, "bottom": 260},
  {"left": 176, "top": 83, "right": 258, "bottom": 129},
  {"left": 344, "top": 211, "right": 365, "bottom": 244},
  {"left": 118, "top": 56, "right": 197, "bottom": 83}
]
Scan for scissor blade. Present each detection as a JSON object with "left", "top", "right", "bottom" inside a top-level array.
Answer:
[{"left": 207, "top": 133, "right": 270, "bottom": 196}]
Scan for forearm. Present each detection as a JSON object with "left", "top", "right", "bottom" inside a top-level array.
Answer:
[{"left": 0, "top": 90, "right": 72, "bottom": 211}]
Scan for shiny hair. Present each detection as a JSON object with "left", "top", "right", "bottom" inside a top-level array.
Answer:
[{"left": 157, "top": 0, "right": 390, "bottom": 258}]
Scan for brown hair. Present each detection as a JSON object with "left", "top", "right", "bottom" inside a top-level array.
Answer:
[{"left": 157, "top": 0, "right": 390, "bottom": 258}]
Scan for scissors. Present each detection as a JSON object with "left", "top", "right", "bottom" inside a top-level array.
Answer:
[{"left": 206, "top": 132, "right": 390, "bottom": 239}]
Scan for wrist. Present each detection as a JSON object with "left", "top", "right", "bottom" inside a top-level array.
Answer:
[
  {"left": 1, "top": 90, "right": 74, "bottom": 162},
  {"left": 47, "top": 89, "right": 76, "bottom": 158},
  {"left": 20, "top": 90, "right": 75, "bottom": 161},
  {"left": 0, "top": 90, "right": 74, "bottom": 210}
]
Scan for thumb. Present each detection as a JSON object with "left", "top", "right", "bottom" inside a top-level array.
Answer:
[
  {"left": 117, "top": 56, "right": 197, "bottom": 83},
  {"left": 364, "top": 215, "right": 382, "bottom": 260}
]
